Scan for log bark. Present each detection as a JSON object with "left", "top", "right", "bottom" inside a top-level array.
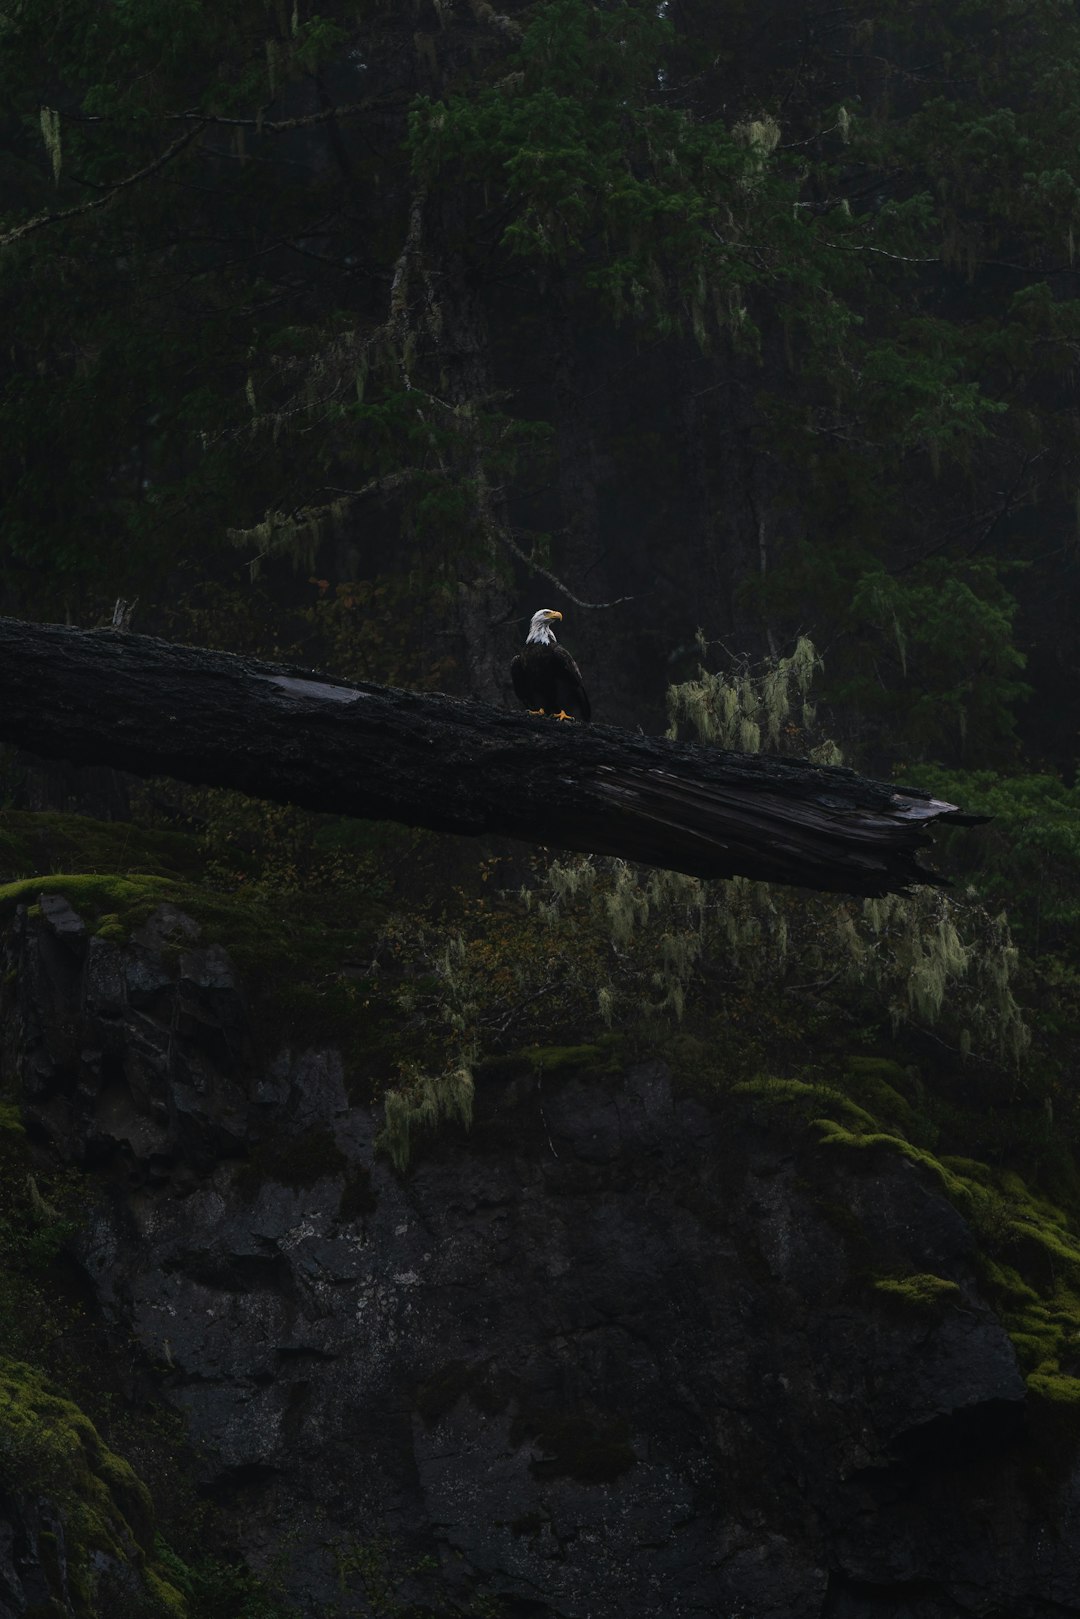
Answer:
[{"left": 0, "top": 617, "right": 978, "bottom": 895}]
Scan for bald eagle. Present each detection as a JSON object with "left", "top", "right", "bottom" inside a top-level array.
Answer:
[{"left": 511, "top": 608, "right": 591, "bottom": 722}]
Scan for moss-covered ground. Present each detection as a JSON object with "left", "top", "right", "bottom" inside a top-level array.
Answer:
[{"left": 0, "top": 806, "right": 409, "bottom": 1104}]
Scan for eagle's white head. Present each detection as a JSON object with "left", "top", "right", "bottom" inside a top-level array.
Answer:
[{"left": 526, "top": 607, "right": 563, "bottom": 645}]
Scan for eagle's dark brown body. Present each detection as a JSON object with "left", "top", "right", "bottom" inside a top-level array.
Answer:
[{"left": 511, "top": 609, "right": 591, "bottom": 722}]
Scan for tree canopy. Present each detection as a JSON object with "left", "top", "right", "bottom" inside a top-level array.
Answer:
[{"left": 4, "top": 0, "right": 1080, "bottom": 763}]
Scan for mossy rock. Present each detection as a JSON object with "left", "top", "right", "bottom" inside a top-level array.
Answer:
[
  {"left": 478, "top": 1041, "right": 619, "bottom": 1083},
  {"left": 0, "top": 812, "right": 202, "bottom": 887},
  {"left": 742, "top": 1063, "right": 1080, "bottom": 1381},
  {"left": 0, "top": 861, "right": 387, "bottom": 1104},
  {"left": 812, "top": 1118, "right": 976, "bottom": 1202},
  {"left": 1027, "top": 1371, "right": 1080, "bottom": 1404},
  {"left": 873, "top": 1272, "right": 961, "bottom": 1312},
  {"left": 842, "top": 1057, "right": 936, "bottom": 1144},
  {"left": 0, "top": 873, "right": 177, "bottom": 936},
  {"left": 522, "top": 1042, "right": 618, "bottom": 1074},
  {"left": 733, "top": 1075, "right": 877, "bottom": 1131},
  {"left": 0, "top": 1358, "right": 186, "bottom": 1617},
  {"left": 0, "top": 1102, "right": 25, "bottom": 1136}
]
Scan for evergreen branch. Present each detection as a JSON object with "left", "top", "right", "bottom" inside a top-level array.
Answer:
[{"left": 0, "top": 122, "right": 207, "bottom": 248}]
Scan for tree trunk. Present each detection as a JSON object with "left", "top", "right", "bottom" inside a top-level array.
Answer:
[{"left": 0, "top": 617, "right": 978, "bottom": 895}]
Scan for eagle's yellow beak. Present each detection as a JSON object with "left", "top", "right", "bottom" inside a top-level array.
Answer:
[{"left": 547, "top": 610, "right": 563, "bottom": 622}]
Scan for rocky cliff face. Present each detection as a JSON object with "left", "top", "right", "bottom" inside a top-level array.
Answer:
[{"left": 2, "top": 891, "right": 1079, "bottom": 1619}]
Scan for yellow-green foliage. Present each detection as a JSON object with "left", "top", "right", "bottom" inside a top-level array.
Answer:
[
  {"left": 842, "top": 1057, "right": 924, "bottom": 1138},
  {"left": 536, "top": 855, "right": 1027, "bottom": 1068},
  {"left": 370, "top": 757, "right": 1027, "bottom": 1174},
  {"left": 873, "top": 1273, "right": 961, "bottom": 1309},
  {"left": 0, "top": 1359, "right": 187, "bottom": 1617},
  {"left": 0, "top": 872, "right": 175, "bottom": 934},
  {"left": 0, "top": 1102, "right": 24, "bottom": 1136},
  {"left": 517, "top": 1042, "right": 615, "bottom": 1074},
  {"left": 39, "top": 105, "right": 61, "bottom": 182},
  {"left": 1026, "top": 1371, "right": 1080, "bottom": 1404},
  {"left": 651, "top": 641, "right": 1028, "bottom": 1060},
  {"left": 734, "top": 1076, "right": 878, "bottom": 1133},
  {"left": 381, "top": 1063, "right": 475, "bottom": 1172},
  {"left": 666, "top": 634, "right": 819, "bottom": 751}
]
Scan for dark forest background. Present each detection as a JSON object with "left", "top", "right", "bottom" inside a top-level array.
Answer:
[
  {"left": 4, "top": 0, "right": 1079, "bottom": 750},
  {"left": 7, "top": 5, "right": 1080, "bottom": 1614}
]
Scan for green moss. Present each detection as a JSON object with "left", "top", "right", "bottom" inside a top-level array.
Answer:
[
  {"left": 233, "top": 1127, "right": 346, "bottom": 1200},
  {"left": 0, "top": 854, "right": 386, "bottom": 1106},
  {"left": 873, "top": 1272, "right": 961, "bottom": 1310},
  {"left": 154, "top": 1541, "right": 292, "bottom": 1619},
  {"left": 842, "top": 1056, "right": 936, "bottom": 1143},
  {"left": 0, "top": 1102, "right": 25, "bottom": 1135},
  {"left": 518, "top": 1042, "right": 617, "bottom": 1074},
  {"left": 1027, "top": 1371, "right": 1080, "bottom": 1403},
  {"left": 142, "top": 1568, "right": 188, "bottom": 1619},
  {"left": 0, "top": 1359, "right": 187, "bottom": 1617},
  {"left": 734, "top": 1076, "right": 878, "bottom": 1131},
  {"left": 0, "top": 811, "right": 201, "bottom": 886},
  {"left": 0, "top": 873, "right": 176, "bottom": 936},
  {"left": 979, "top": 1257, "right": 1042, "bottom": 1308},
  {"left": 740, "top": 1060, "right": 1080, "bottom": 1383},
  {"left": 812, "top": 1120, "right": 972, "bottom": 1197}
]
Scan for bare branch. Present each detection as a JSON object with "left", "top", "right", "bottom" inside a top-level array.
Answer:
[
  {"left": 168, "top": 98, "right": 409, "bottom": 133},
  {"left": 817, "top": 235, "right": 940, "bottom": 265},
  {"left": 0, "top": 123, "right": 207, "bottom": 249},
  {"left": 498, "top": 527, "right": 634, "bottom": 610}
]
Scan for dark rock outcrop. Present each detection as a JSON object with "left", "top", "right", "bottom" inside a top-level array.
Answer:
[{"left": 2, "top": 894, "right": 1077, "bottom": 1618}]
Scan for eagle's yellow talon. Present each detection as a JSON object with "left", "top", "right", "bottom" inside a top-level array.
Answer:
[
  {"left": 552, "top": 710, "right": 574, "bottom": 721},
  {"left": 528, "top": 707, "right": 546, "bottom": 716}
]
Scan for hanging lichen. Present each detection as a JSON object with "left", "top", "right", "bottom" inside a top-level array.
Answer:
[
  {"left": 39, "top": 106, "right": 61, "bottom": 183},
  {"left": 381, "top": 1063, "right": 475, "bottom": 1172},
  {"left": 667, "top": 634, "right": 825, "bottom": 754}
]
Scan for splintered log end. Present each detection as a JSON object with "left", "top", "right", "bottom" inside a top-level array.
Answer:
[{"left": 578, "top": 767, "right": 963, "bottom": 896}]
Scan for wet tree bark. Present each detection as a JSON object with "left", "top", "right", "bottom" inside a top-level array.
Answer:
[{"left": 0, "top": 617, "right": 978, "bottom": 895}]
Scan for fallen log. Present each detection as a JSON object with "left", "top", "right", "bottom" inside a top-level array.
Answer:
[{"left": 0, "top": 617, "right": 979, "bottom": 895}]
